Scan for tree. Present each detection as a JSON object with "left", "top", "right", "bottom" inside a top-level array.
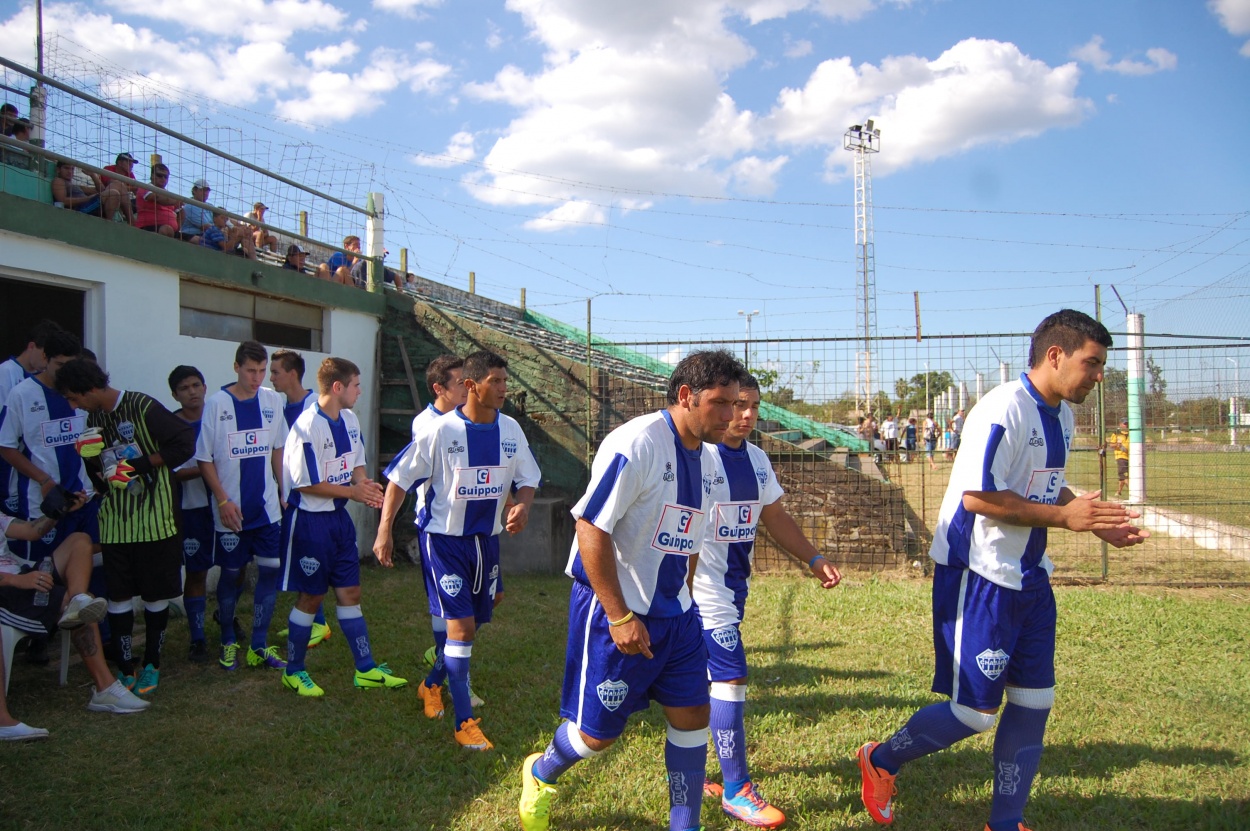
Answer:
[{"left": 890, "top": 370, "right": 955, "bottom": 417}]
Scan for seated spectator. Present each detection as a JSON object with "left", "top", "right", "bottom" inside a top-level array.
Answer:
[
  {"left": 246, "top": 202, "right": 279, "bottom": 252},
  {"left": 1, "top": 118, "right": 34, "bottom": 169},
  {"left": 51, "top": 160, "right": 110, "bottom": 217},
  {"left": 199, "top": 210, "right": 257, "bottom": 259},
  {"left": 179, "top": 179, "right": 213, "bottom": 243},
  {"left": 135, "top": 163, "right": 182, "bottom": 236},
  {"left": 0, "top": 103, "right": 17, "bottom": 136},
  {"left": 100, "top": 152, "right": 137, "bottom": 221},
  {"left": 0, "top": 510, "right": 149, "bottom": 716},
  {"left": 404, "top": 272, "right": 418, "bottom": 291},
  {"left": 0, "top": 627, "right": 47, "bottom": 741},
  {"left": 315, "top": 235, "right": 360, "bottom": 285},
  {"left": 283, "top": 243, "right": 308, "bottom": 272}
]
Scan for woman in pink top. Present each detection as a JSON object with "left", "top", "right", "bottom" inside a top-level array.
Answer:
[{"left": 135, "top": 163, "right": 182, "bottom": 236}]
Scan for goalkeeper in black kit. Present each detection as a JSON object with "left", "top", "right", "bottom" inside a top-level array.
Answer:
[{"left": 55, "top": 358, "right": 195, "bottom": 697}]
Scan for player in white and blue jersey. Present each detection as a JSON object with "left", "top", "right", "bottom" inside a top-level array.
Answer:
[
  {"left": 279, "top": 357, "right": 403, "bottom": 697},
  {"left": 0, "top": 319, "right": 63, "bottom": 518},
  {"left": 169, "top": 365, "right": 215, "bottom": 663},
  {"left": 518, "top": 350, "right": 746, "bottom": 831},
  {"left": 375, "top": 351, "right": 539, "bottom": 751},
  {"left": 693, "top": 374, "right": 842, "bottom": 829},
  {"left": 195, "top": 341, "right": 288, "bottom": 672},
  {"left": 270, "top": 349, "right": 333, "bottom": 648},
  {"left": 858, "top": 310, "right": 1148, "bottom": 831}
]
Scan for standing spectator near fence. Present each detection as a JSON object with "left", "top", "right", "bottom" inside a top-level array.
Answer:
[
  {"left": 881, "top": 414, "right": 898, "bottom": 463},
  {"left": 135, "top": 164, "right": 181, "bottom": 237}
]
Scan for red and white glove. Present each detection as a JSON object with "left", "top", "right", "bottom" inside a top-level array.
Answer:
[
  {"left": 106, "top": 459, "right": 138, "bottom": 490},
  {"left": 75, "top": 427, "right": 105, "bottom": 458}
]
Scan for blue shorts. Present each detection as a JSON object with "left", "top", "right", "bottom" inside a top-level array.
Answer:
[
  {"left": 180, "top": 506, "right": 214, "bottom": 573},
  {"left": 559, "top": 581, "right": 709, "bottom": 741},
  {"left": 422, "top": 532, "right": 500, "bottom": 624},
  {"left": 932, "top": 564, "right": 1057, "bottom": 709},
  {"left": 11, "top": 497, "right": 101, "bottom": 564},
  {"left": 213, "top": 522, "right": 279, "bottom": 571},
  {"left": 703, "top": 622, "right": 748, "bottom": 682},
  {"left": 279, "top": 506, "right": 358, "bottom": 596}
]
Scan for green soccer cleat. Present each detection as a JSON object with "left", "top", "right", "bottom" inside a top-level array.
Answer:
[
  {"left": 246, "top": 645, "right": 288, "bottom": 670},
  {"left": 354, "top": 662, "right": 408, "bottom": 689},
  {"left": 135, "top": 664, "right": 160, "bottom": 696},
  {"left": 219, "top": 642, "right": 240, "bottom": 671},
  {"left": 519, "top": 752, "right": 557, "bottom": 830},
  {"left": 282, "top": 670, "right": 324, "bottom": 697},
  {"left": 423, "top": 645, "right": 438, "bottom": 667}
]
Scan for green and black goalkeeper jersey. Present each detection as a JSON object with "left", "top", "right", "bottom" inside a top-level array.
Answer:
[{"left": 88, "top": 390, "right": 195, "bottom": 544}]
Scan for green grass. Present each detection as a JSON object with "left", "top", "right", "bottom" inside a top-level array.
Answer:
[{"left": 2, "top": 569, "right": 1248, "bottom": 830}]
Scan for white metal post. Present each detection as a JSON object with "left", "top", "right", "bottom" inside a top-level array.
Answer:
[{"left": 1127, "top": 313, "right": 1146, "bottom": 503}]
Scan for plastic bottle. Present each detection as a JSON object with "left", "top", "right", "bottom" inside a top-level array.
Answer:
[{"left": 33, "top": 557, "right": 53, "bottom": 607}]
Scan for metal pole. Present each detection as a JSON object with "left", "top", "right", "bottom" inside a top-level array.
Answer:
[
  {"left": 586, "top": 298, "right": 594, "bottom": 467},
  {"left": 364, "top": 192, "right": 384, "bottom": 293},
  {"left": 1127, "top": 313, "right": 1146, "bottom": 503},
  {"left": 1229, "top": 358, "right": 1240, "bottom": 447},
  {"left": 1095, "top": 285, "right": 1108, "bottom": 580}
]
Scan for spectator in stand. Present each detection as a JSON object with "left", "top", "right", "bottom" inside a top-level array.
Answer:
[
  {"left": 135, "top": 163, "right": 181, "bottom": 237},
  {"left": 2, "top": 118, "right": 34, "bottom": 169},
  {"left": 283, "top": 243, "right": 308, "bottom": 272},
  {"left": 316, "top": 235, "right": 361, "bottom": 286},
  {"left": 51, "top": 160, "right": 109, "bottom": 217},
  {"left": 199, "top": 210, "right": 257, "bottom": 260},
  {"left": 245, "top": 202, "right": 279, "bottom": 253},
  {"left": 404, "top": 272, "right": 418, "bottom": 291},
  {"left": 179, "top": 179, "right": 213, "bottom": 243},
  {"left": 0, "top": 103, "right": 18, "bottom": 136},
  {"left": 100, "top": 152, "right": 138, "bottom": 223}
]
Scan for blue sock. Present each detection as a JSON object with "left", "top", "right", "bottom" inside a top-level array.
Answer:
[
  {"left": 533, "top": 721, "right": 600, "bottom": 783},
  {"left": 710, "top": 682, "right": 750, "bottom": 795},
  {"left": 285, "top": 608, "right": 315, "bottom": 673},
  {"left": 185, "top": 594, "right": 207, "bottom": 643},
  {"left": 444, "top": 639, "right": 474, "bottom": 725},
  {"left": 250, "top": 559, "right": 280, "bottom": 651},
  {"left": 336, "top": 604, "right": 376, "bottom": 672},
  {"left": 665, "top": 725, "right": 707, "bottom": 831},
  {"left": 871, "top": 701, "right": 982, "bottom": 774},
  {"left": 216, "top": 568, "right": 242, "bottom": 644},
  {"left": 425, "top": 619, "right": 449, "bottom": 686},
  {"left": 988, "top": 699, "right": 1050, "bottom": 831},
  {"left": 314, "top": 604, "right": 326, "bottom": 626}
]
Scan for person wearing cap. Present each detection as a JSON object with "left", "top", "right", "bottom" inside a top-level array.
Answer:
[
  {"left": 100, "top": 152, "right": 138, "bottom": 223},
  {"left": 283, "top": 243, "right": 308, "bottom": 272},
  {"left": 179, "top": 179, "right": 214, "bottom": 243},
  {"left": 246, "top": 202, "right": 278, "bottom": 253},
  {"left": 1103, "top": 418, "right": 1130, "bottom": 497}
]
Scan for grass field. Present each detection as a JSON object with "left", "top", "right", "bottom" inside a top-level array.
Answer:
[{"left": 2, "top": 568, "right": 1247, "bottom": 830}]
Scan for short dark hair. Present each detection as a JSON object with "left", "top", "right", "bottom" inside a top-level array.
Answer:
[
  {"left": 234, "top": 340, "right": 268, "bottom": 366},
  {"left": 151, "top": 163, "right": 169, "bottom": 177},
  {"left": 0, "top": 103, "right": 17, "bottom": 115},
  {"left": 739, "top": 373, "right": 761, "bottom": 393},
  {"left": 168, "top": 365, "right": 205, "bottom": 393},
  {"left": 55, "top": 358, "right": 109, "bottom": 395},
  {"left": 1028, "top": 309, "right": 1113, "bottom": 368},
  {"left": 43, "top": 329, "right": 82, "bottom": 361},
  {"left": 317, "top": 357, "right": 359, "bottom": 393},
  {"left": 462, "top": 351, "right": 507, "bottom": 383},
  {"left": 271, "top": 349, "right": 305, "bottom": 379},
  {"left": 666, "top": 349, "right": 746, "bottom": 405},
  {"left": 425, "top": 354, "right": 464, "bottom": 394},
  {"left": 26, "top": 319, "right": 63, "bottom": 350}
]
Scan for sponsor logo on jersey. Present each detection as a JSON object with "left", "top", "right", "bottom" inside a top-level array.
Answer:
[
  {"left": 40, "top": 415, "right": 86, "bottom": 448},
  {"left": 502, "top": 438, "right": 517, "bottom": 458},
  {"left": 997, "top": 761, "right": 1022, "bottom": 796},
  {"left": 662, "top": 462, "right": 675, "bottom": 482},
  {"left": 118, "top": 420, "right": 136, "bottom": 442},
  {"left": 711, "top": 625, "right": 739, "bottom": 651},
  {"left": 447, "top": 440, "right": 465, "bottom": 454},
  {"left": 300, "top": 556, "right": 320, "bottom": 576},
  {"left": 489, "top": 564, "right": 499, "bottom": 580},
  {"left": 714, "top": 501, "right": 758, "bottom": 542},
  {"left": 715, "top": 729, "right": 736, "bottom": 759},
  {"left": 219, "top": 412, "right": 234, "bottom": 422},
  {"left": 323, "top": 455, "right": 352, "bottom": 486},
  {"left": 976, "top": 648, "right": 1010, "bottom": 680},
  {"left": 218, "top": 532, "right": 240, "bottom": 553},
  {"left": 1028, "top": 428, "right": 1044, "bottom": 448},
  {"left": 227, "top": 429, "right": 271, "bottom": 458},
  {"left": 1025, "top": 468, "right": 1064, "bottom": 505},
  {"left": 321, "top": 436, "right": 336, "bottom": 451},
  {"left": 452, "top": 465, "right": 508, "bottom": 499},
  {"left": 440, "top": 573, "right": 464, "bottom": 597},
  {"left": 596, "top": 679, "right": 628, "bottom": 711},
  {"left": 29, "top": 402, "right": 45, "bottom": 413},
  {"left": 713, "top": 474, "right": 725, "bottom": 485},
  {"left": 183, "top": 538, "right": 200, "bottom": 557},
  {"left": 669, "top": 771, "right": 689, "bottom": 806},
  {"left": 652, "top": 503, "right": 704, "bottom": 555}
]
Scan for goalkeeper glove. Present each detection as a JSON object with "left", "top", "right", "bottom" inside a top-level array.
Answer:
[{"left": 75, "top": 427, "right": 105, "bottom": 458}]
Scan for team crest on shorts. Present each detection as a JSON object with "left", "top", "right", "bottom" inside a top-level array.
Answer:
[
  {"left": 300, "top": 556, "right": 319, "bottom": 576},
  {"left": 118, "top": 421, "right": 135, "bottom": 442},
  {"left": 5, "top": 495, "right": 17, "bottom": 513},
  {"left": 183, "top": 539, "right": 200, "bottom": 557},
  {"left": 440, "top": 573, "right": 464, "bottom": 597},
  {"left": 41, "top": 528, "right": 57, "bottom": 545},
  {"left": 596, "top": 679, "right": 628, "bottom": 711},
  {"left": 976, "top": 648, "right": 1010, "bottom": 680},
  {"left": 218, "top": 533, "right": 240, "bottom": 553},
  {"left": 711, "top": 625, "right": 739, "bottom": 651}
]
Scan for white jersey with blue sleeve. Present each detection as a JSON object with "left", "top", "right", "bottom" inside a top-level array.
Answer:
[
  {"left": 195, "top": 386, "right": 287, "bottom": 531},
  {"left": 0, "top": 376, "right": 93, "bottom": 519},
  {"left": 692, "top": 441, "right": 784, "bottom": 630},
  {"left": 283, "top": 404, "right": 366, "bottom": 513},
  {"left": 411, "top": 402, "right": 451, "bottom": 442},
  {"left": 176, "top": 416, "right": 209, "bottom": 510},
  {"left": 930, "top": 374, "right": 1074, "bottom": 591},
  {"left": 0, "top": 358, "right": 31, "bottom": 513},
  {"left": 567, "top": 410, "right": 716, "bottom": 619},
  {"left": 386, "top": 408, "right": 541, "bottom": 537}
]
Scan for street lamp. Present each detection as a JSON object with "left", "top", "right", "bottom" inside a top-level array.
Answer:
[
  {"left": 738, "top": 309, "right": 760, "bottom": 366},
  {"left": 1229, "top": 357, "right": 1240, "bottom": 446}
]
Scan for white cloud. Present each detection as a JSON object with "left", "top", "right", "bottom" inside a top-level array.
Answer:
[
  {"left": 275, "top": 49, "right": 452, "bottom": 121},
  {"left": 784, "top": 37, "right": 814, "bottom": 58},
  {"left": 486, "top": 20, "right": 504, "bottom": 50},
  {"left": 372, "top": 0, "right": 443, "bottom": 18},
  {"left": 523, "top": 199, "right": 607, "bottom": 231},
  {"left": 1209, "top": 0, "right": 1250, "bottom": 55},
  {"left": 306, "top": 41, "right": 360, "bottom": 69},
  {"left": 1071, "top": 35, "right": 1177, "bottom": 75},
  {"left": 412, "top": 131, "right": 477, "bottom": 167},
  {"left": 728, "top": 0, "right": 879, "bottom": 26},
  {"left": 764, "top": 38, "right": 1093, "bottom": 179},
  {"left": 729, "top": 155, "right": 789, "bottom": 196},
  {"left": 99, "top": 0, "right": 348, "bottom": 43}
]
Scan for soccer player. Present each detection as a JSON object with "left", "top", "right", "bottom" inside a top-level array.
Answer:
[
  {"left": 278, "top": 357, "right": 401, "bottom": 696},
  {"left": 168, "top": 365, "right": 214, "bottom": 662},
  {"left": 694, "top": 374, "right": 842, "bottom": 828},
  {"left": 1104, "top": 418, "right": 1129, "bottom": 498},
  {"left": 857, "top": 310, "right": 1149, "bottom": 831},
  {"left": 1, "top": 319, "right": 62, "bottom": 515},
  {"left": 195, "top": 341, "right": 288, "bottom": 672},
  {"left": 518, "top": 349, "right": 745, "bottom": 831},
  {"left": 270, "top": 349, "right": 332, "bottom": 648},
  {"left": 375, "top": 350, "right": 539, "bottom": 750},
  {"left": 56, "top": 358, "right": 197, "bottom": 696}
]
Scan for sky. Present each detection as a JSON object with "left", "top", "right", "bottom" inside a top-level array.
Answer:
[{"left": 1, "top": 0, "right": 1248, "bottom": 358}]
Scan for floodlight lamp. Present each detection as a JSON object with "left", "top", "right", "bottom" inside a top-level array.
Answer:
[{"left": 864, "top": 119, "right": 874, "bottom": 133}]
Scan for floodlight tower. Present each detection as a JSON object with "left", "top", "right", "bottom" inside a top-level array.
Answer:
[{"left": 844, "top": 119, "right": 881, "bottom": 415}]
